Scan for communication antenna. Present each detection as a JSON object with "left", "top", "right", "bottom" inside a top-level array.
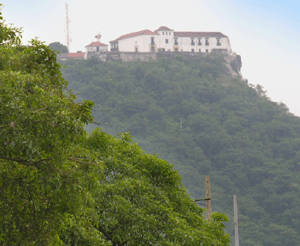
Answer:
[
  {"left": 95, "top": 32, "right": 102, "bottom": 42},
  {"left": 65, "top": 3, "right": 71, "bottom": 52}
]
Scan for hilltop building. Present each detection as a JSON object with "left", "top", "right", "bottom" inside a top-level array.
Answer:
[
  {"left": 85, "top": 33, "right": 108, "bottom": 60},
  {"left": 109, "top": 26, "right": 232, "bottom": 54},
  {"left": 58, "top": 51, "right": 86, "bottom": 60},
  {"left": 60, "top": 26, "right": 232, "bottom": 61}
]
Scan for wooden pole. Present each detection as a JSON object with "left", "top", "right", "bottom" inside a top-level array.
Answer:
[
  {"left": 180, "top": 117, "right": 182, "bottom": 134},
  {"left": 205, "top": 175, "right": 211, "bottom": 220},
  {"left": 233, "top": 194, "right": 239, "bottom": 246}
]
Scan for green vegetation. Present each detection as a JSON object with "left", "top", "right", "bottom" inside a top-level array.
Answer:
[
  {"left": 0, "top": 5, "right": 230, "bottom": 245},
  {"left": 62, "top": 54, "right": 300, "bottom": 246},
  {"left": 49, "top": 41, "right": 69, "bottom": 54}
]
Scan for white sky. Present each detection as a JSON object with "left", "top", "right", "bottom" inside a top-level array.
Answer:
[{"left": 2, "top": 0, "right": 300, "bottom": 116}]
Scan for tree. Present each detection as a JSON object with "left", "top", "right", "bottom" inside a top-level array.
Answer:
[
  {"left": 85, "top": 130, "right": 231, "bottom": 246},
  {"left": 0, "top": 6, "right": 231, "bottom": 245},
  {"left": 49, "top": 41, "right": 69, "bottom": 54},
  {"left": 0, "top": 5, "right": 105, "bottom": 244}
]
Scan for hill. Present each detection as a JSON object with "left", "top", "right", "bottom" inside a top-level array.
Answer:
[
  {"left": 0, "top": 8, "right": 231, "bottom": 244},
  {"left": 62, "top": 54, "right": 300, "bottom": 246}
]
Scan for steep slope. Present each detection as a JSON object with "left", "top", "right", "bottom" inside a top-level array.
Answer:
[{"left": 62, "top": 54, "right": 300, "bottom": 246}]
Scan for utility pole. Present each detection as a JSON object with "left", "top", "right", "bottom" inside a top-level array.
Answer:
[
  {"left": 65, "top": 3, "right": 70, "bottom": 52},
  {"left": 180, "top": 117, "right": 182, "bottom": 134},
  {"left": 194, "top": 176, "right": 211, "bottom": 220},
  {"left": 233, "top": 194, "right": 239, "bottom": 246},
  {"left": 205, "top": 175, "right": 211, "bottom": 220}
]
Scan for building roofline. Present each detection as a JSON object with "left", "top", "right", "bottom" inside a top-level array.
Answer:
[
  {"left": 86, "top": 41, "right": 108, "bottom": 47},
  {"left": 110, "top": 29, "right": 159, "bottom": 43},
  {"left": 155, "top": 26, "right": 173, "bottom": 32},
  {"left": 67, "top": 52, "right": 86, "bottom": 58},
  {"left": 174, "top": 32, "right": 228, "bottom": 38}
]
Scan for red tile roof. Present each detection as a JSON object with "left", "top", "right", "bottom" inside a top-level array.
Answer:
[
  {"left": 68, "top": 52, "right": 86, "bottom": 58},
  {"left": 155, "top": 26, "right": 173, "bottom": 31},
  {"left": 174, "top": 32, "right": 227, "bottom": 38},
  {"left": 110, "top": 29, "right": 158, "bottom": 43},
  {"left": 86, "top": 41, "right": 108, "bottom": 47}
]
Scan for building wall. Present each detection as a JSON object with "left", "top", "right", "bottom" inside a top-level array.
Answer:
[
  {"left": 86, "top": 46, "right": 108, "bottom": 52},
  {"left": 118, "top": 35, "right": 158, "bottom": 52},
  {"left": 86, "top": 51, "right": 107, "bottom": 61},
  {"left": 114, "top": 34, "right": 231, "bottom": 54},
  {"left": 106, "top": 52, "right": 157, "bottom": 61},
  {"left": 155, "top": 30, "right": 175, "bottom": 51},
  {"left": 175, "top": 37, "right": 232, "bottom": 53},
  {"left": 120, "top": 52, "right": 157, "bottom": 61}
]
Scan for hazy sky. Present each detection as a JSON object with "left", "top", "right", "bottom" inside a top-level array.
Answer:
[{"left": 2, "top": 0, "right": 300, "bottom": 116}]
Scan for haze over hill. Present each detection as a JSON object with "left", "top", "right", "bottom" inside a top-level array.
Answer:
[
  {"left": 3, "top": 0, "right": 300, "bottom": 116},
  {"left": 62, "top": 54, "right": 300, "bottom": 246}
]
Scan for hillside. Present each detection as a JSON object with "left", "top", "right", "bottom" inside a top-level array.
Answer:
[{"left": 61, "top": 54, "right": 300, "bottom": 246}]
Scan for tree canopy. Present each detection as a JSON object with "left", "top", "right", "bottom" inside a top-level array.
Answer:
[
  {"left": 0, "top": 4, "right": 99, "bottom": 244},
  {"left": 62, "top": 54, "right": 300, "bottom": 246},
  {"left": 49, "top": 41, "right": 69, "bottom": 54},
  {"left": 0, "top": 5, "right": 230, "bottom": 245}
]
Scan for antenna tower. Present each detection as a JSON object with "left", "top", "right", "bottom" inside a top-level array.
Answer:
[{"left": 65, "top": 3, "right": 70, "bottom": 52}]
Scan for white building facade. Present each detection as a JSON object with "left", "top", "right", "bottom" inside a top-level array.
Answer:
[
  {"left": 85, "top": 34, "right": 109, "bottom": 60},
  {"left": 110, "top": 26, "right": 232, "bottom": 54},
  {"left": 85, "top": 41, "right": 108, "bottom": 59},
  {"left": 110, "top": 30, "right": 159, "bottom": 53}
]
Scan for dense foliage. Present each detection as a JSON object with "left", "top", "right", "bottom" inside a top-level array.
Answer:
[
  {"left": 0, "top": 6, "right": 230, "bottom": 245},
  {"left": 49, "top": 41, "right": 69, "bottom": 54},
  {"left": 62, "top": 54, "right": 300, "bottom": 246},
  {"left": 0, "top": 6, "right": 102, "bottom": 244},
  {"left": 83, "top": 130, "right": 230, "bottom": 245}
]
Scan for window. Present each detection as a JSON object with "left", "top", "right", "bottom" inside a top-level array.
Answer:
[
  {"left": 205, "top": 38, "right": 209, "bottom": 46},
  {"left": 198, "top": 38, "right": 202, "bottom": 45},
  {"left": 96, "top": 47, "right": 99, "bottom": 52},
  {"left": 191, "top": 49, "right": 194, "bottom": 52},
  {"left": 206, "top": 49, "right": 208, "bottom": 53},
  {"left": 162, "top": 32, "right": 164, "bottom": 35},
  {"left": 217, "top": 38, "right": 221, "bottom": 46},
  {"left": 166, "top": 32, "right": 168, "bottom": 35},
  {"left": 151, "top": 37, "right": 155, "bottom": 45},
  {"left": 111, "top": 42, "right": 119, "bottom": 51},
  {"left": 165, "top": 39, "right": 168, "bottom": 44},
  {"left": 191, "top": 38, "right": 195, "bottom": 46},
  {"left": 174, "top": 38, "right": 178, "bottom": 45},
  {"left": 199, "top": 49, "right": 201, "bottom": 52}
]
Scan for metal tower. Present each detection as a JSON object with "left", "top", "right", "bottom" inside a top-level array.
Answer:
[{"left": 65, "top": 3, "right": 70, "bottom": 52}]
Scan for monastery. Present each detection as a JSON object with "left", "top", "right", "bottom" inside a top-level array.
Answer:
[{"left": 63, "top": 26, "right": 232, "bottom": 61}]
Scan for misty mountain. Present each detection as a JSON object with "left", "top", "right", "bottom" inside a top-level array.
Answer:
[{"left": 61, "top": 54, "right": 300, "bottom": 246}]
